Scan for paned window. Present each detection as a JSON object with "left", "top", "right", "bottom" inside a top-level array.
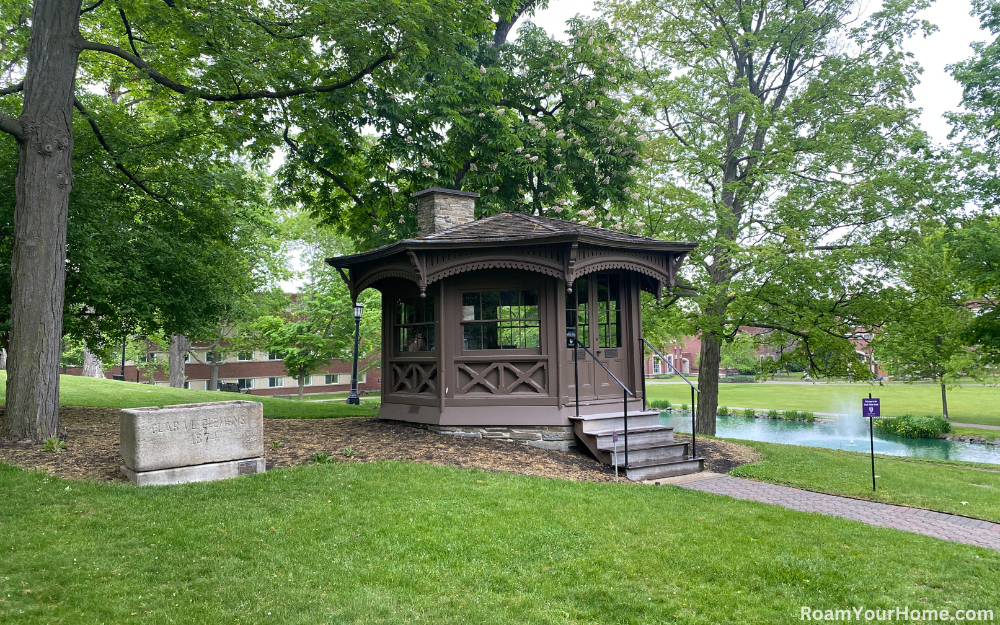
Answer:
[
  {"left": 268, "top": 377, "right": 284, "bottom": 388},
  {"left": 566, "top": 277, "right": 589, "bottom": 348},
  {"left": 462, "top": 291, "right": 540, "bottom": 350},
  {"left": 237, "top": 351, "right": 253, "bottom": 361},
  {"left": 237, "top": 378, "right": 254, "bottom": 389},
  {"left": 396, "top": 296, "right": 435, "bottom": 352},
  {"left": 595, "top": 274, "right": 622, "bottom": 348}
]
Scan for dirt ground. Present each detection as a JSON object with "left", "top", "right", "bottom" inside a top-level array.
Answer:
[{"left": 0, "top": 406, "right": 760, "bottom": 484}]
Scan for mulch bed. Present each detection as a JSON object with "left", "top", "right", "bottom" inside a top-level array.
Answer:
[{"left": 0, "top": 406, "right": 760, "bottom": 484}]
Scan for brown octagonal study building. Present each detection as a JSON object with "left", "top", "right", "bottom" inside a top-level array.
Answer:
[{"left": 328, "top": 188, "right": 703, "bottom": 480}]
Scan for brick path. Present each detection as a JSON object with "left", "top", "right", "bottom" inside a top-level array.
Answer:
[{"left": 657, "top": 473, "right": 1000, "bottom": 551}]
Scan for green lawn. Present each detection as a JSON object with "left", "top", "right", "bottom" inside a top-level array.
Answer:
[
  {"left": 731, "top": 440, "right": 1000, "bottom": 522},
  {"left": 646, "top": 381, "right": 1000, "bottom": 425},
  {"left": 1, "top": 373, "right": 376, "bottom": 419},
  {"left": 1, "top": 460, "right": 998, "bottom": 623}
]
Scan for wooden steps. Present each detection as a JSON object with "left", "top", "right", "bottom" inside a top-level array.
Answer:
[{"left": 570, "top": 411, "right": 704, "bottom": 481}]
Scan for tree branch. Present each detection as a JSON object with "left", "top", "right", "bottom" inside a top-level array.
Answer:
[
  {"left": 79, "top": 0, "right": 106, "bottom": 14},
  {"left": 81, "top": 39, "right": 399, "bottom": 102},
  {"left": 73, "top": 97, "right": 175, "bottom": 206},
  {"left": 282, "top": 127, "right": 366, "bottom": 209},
  {"left": 0, "top": 112, "right": 22, "bottom": 140},
  {"left": 0, "top": 81, "right": 23, "bottom": 95}
]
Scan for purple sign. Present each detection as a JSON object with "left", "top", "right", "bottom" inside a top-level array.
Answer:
[
  {"left": 612, "top": 430, "right": 619, "bottom": 443},
  {"left": 862, "top": 398, "right": 880, "bottom": 418}
]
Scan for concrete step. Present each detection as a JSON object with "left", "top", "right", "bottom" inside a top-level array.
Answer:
[
  {"left": 591, "top": 426, "right": 676, "bottom": 452},
  {"left": 626, "top": 458, "right": 705, "bottom": 482},
  {"left": 569, "top": 410, "right": 661, "bottom": 434},
  {"left": 599, "top": 442, "right": 689, "bottom": 467}
]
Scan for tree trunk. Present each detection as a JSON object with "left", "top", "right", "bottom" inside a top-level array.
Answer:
[
  {"left": 1, "top": 0, "right": 82, "bottom": 441},
  {"left": 940, "top": 381, "right": 949, "bottom": 420},
  {"left": 168, "top": 335, "right": 190, "bottom": 388},
  {"left": 298, "top": 373, "right": 305, "bottom": 401},
  {"left": 209, "top": 363, "right": 219, "bottom": 391},
  {"left": 696, "top": 334, "right": 720, "bottom": 436},
  {"left": 81, "top": 345, "right": 103, "bottom": 378}
]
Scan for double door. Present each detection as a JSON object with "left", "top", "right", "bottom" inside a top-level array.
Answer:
[{"left": 566, "top": 272, "right": 628, "bottom": 401}]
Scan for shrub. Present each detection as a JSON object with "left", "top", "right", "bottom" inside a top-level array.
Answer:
[
  {"left": 803, "top": 412, "right": 815, "bottom": 422},
  {"left": 767, "top": 409, "right": 780, "bottom": 419},
  {"left": 873, "top": 414, "right": 951, "bottom": 439},
  {"left": 717, "top": 406, "right": 730, "bottom": 416},
  {"left": 719, "top": 375, "right": 756, "bottom": 383},
  {"left": 742, "top": 407, "right": 756, "bottom": 418},
  {"left": 647, "top": 399, "right": 672, "bottom": 410},
  {"left": 681, "top": 403, "right": 688, "bottom": 412}
]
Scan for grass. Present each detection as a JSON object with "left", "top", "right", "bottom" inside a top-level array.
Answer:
[
  {"left": 730, "top": 440, "right": 1000, "bottom": 522},
  {"left": 952, "top": 425, "right": 1000, "bottom": 439},
  {"left": 646, "top": 381, "right": 1000, "bottom": 425},
  {"left": 1, "top": 460, "right": 998, "bottom": 623},
  {"left": 0, "top": 372, "right": 376, "bottom": 419}
]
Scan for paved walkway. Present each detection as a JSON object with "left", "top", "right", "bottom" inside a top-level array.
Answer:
[
  {"left": 953, "top": 422, "right": 1000, "bottom": 431},
  {"left": 651, "top": 473, "right": 1000, "bottom": 552}
]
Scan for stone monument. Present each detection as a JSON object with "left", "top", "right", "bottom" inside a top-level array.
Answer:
[{"left": 120, "top": 400, "right": 265, "bottom": 485}]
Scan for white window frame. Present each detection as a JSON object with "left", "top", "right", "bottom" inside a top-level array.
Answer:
[
  {"left": 652, "top": 357, "right": 661, "bottom": 374},
  {"left": 325, "top": 374, "right": 339, "bottom": 385},
  {"left": 268, "top": 377, "right": 284, "bottom": 388},
  {"left": 237, "top": 351, "right": 254, "bottom": 361},
  {"left": 237, "top": 378, "right": 254, "bottom": 389}
]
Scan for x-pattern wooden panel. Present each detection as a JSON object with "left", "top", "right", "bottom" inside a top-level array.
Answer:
[
  {"left": 391, "top": 362, "right": 437, "bottom": 395},
  {"left": 457, "top": 361, "right": 546, "bottom": 395}
]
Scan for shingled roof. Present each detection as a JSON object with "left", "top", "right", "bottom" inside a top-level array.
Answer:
[{"left": 328, "top": 212, "right": 694, "bottom": 267}]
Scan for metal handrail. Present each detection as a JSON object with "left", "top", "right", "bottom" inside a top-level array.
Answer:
[
  {"left": 568, "top": 330, "right": 634, "bottom": 470},
  {"left": 641, "top": 338, "right": 698, "bottom": 459}
]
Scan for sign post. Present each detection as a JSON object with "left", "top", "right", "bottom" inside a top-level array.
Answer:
[
  {"left": 862, "top": 395, "right": 880, "bottom": 491},
  {"left": 612, "top": 430, "right": 620, "bottom": 483}
]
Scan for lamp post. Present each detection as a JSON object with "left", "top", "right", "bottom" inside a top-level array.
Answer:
[{"left": 346, "top": 302, "right": 364, "bottom": 405}]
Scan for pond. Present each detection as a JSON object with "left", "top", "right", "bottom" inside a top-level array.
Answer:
[{"left": 660, "top": 412, "right": 1000, "bottom": 465}]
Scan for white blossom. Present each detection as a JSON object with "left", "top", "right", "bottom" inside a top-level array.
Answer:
[
  {"left": 540, "top": 129, "right": 547, "bottom": 137},
  {"left": 408, "top": 203, "right": 416, "bottom": 210},
  {"left": 478, "top": 112, "right": 485, "bottom": 118},
  {"left": 631, "top": 192, "right": 640, "bottom": 200},
  {"left": 586, "top": 100, "right": 595, "bottom": 110},
  {"left": 421, "top": 158, "right": 433, "bottom": 168},
  {"left": 480, "top": 65, "right": 487, "bottom": 75},
  {"left": 556, "top": 130, "right": 565, "bottom": 139},
  {"left": 490, "top": 162, "right": 498, "bottom": 170},
  {"left": 602, "top": 176, "right": 610, "bottom": 184},
  {"left": 530, "top": 155, "right": 539, "bottom": 162},
  {"left": 568, "top": 108, "right": 575, "bottom": 116},
  {"left": 515, "top": 146, "right": 523, "bottom": 153},
  {"left": 553, "top": 163, "right": 563, "bottom": 171},
  {"left": 496, "top": 108, "right": 505, "bottom": 115},
  {"left": 553, "top": 207, "right": 564, "bottom": 213},
  {"left": 398, "top": 215, "right": 406, "bottom": 224},
  {"left": 469, "top": 163, "right": 478, "bottom": 171},
  {"left": 490, "top": 186, "right": 499, "bottom": 192},
  {"left": 543, "top": 82, "right": 551, "bottom": 89},
  {"left": 572, "top": 78, "right": 580, "bottom": 86},
  {"left": 588, "top": 36, "right": 594, "bottom": 45}
]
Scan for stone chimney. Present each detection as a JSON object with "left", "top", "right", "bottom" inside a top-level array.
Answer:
[{"left": 413, "top": 187, "right": 479, "bottom": 236}]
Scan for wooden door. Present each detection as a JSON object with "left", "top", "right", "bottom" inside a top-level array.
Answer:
[
  {"left": 591, "top": 273, "right": 628, "bottom": 398},
  {"left": 565, "top": 276, "right": 597, "bottom": 401}
]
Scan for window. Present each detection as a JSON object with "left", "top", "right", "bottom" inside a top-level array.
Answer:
[
  {"left": 566, "top": 277, "right": 589, "bottom": 347},
  {"left": 325, "top": 374, "right": 340, "bottom": 385},
  {"left": 396, "top": 296, "right": 435, "bottom": 352},
  {"left": 237, "top": 351, "right": 253, "bottom": 361},
  {"left": 204, "top": 381, "right": 211, "bottom": 390},
  {"left": 268, "top": 377, "right": 284, "bottom": 388},
  {"left": 652, "top": 358, "right": 661, "bottom": 374},
  {"left": 206, "top": 351, "right": 217, "bottom": 363},
  {"left": 595, "top": 274, "right": 622, "bottom": 348},
  {"left": 303, "top": 376, "right": 312, "bottom": 386},
  {"left": 183, "top": 381, "right": 190, "bottom": 389},
  {"left": 237, "top": 378, "right": 254, "bottom": 389},
  {"left": 139, "top": 352, "right": 155, "bottom": 363},
  {"left": 268, "top": 351, "right": 283, "bottom": 361},
  {"left": 461, "top": 290, "right": 540, "bottom": 350},
  {"left": 358, "top": 372, "right": 366, "bottom": 383}
]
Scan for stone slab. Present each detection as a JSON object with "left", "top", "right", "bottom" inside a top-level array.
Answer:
[
  {"left": 121, "top": 457, "right": 266, "bottom": 486},
  {"left": 120, "top": 401, "right": 263, "bottom": 472}
]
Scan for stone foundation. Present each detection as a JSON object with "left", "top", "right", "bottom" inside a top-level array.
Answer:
[{"left": 427, "top": 425, "right": 577, "bottom": 451}]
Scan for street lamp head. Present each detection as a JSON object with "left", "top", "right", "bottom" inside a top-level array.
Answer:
[
  {"left": 353, "top": 302, "right": 364, "bottom": 321},
  {"left": 566, "top": 328, "right": 576, "bottom": 342}
]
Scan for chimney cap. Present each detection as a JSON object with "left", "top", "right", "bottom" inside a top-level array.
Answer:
[{"left": 411, "top": 187, "right": 480, "bottom": 199}]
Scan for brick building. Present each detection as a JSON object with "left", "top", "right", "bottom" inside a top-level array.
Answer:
[{"left": 64, "top": 344, "right": 382, "bottom": 396}]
